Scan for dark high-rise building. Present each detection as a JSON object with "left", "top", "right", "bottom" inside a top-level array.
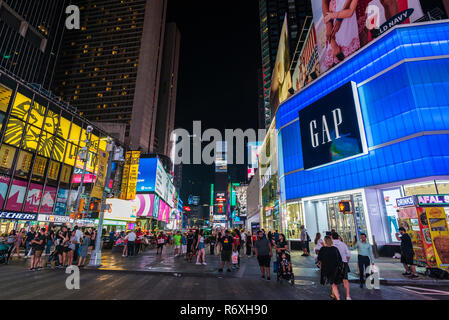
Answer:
[
  {"left": 52, "top": 0, "right": 168, "bottom": 153},
  {"left": 258, "top": 0, "right": 313, "bottom": 128},
  {"left": 0, "top": 0, "right": 69, "bottom": 89},
  {"left": 154, "top": 23, "right": 180, "bottom": 157}
]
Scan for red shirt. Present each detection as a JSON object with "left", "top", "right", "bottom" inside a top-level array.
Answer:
[
  {"left": 135, "top": 231, "right": 143, "bottom": 244},
  {"left": 233, "top": 235, "right": 240, "bottom": 246}
]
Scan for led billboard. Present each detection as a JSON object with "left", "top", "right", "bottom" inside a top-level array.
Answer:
[{"left": 136, "top": 157, "right": 158, "bottom": 193}]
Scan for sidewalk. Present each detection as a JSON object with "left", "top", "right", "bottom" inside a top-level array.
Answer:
[{"left": 3, "top": 246, "right": 448, "bottom": 286}]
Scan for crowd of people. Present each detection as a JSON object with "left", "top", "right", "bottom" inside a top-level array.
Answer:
[{"left": 0, "top": 225, "right": 97, "bottom": 271}]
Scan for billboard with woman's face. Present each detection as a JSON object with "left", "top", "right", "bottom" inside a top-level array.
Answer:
[{"left": 312, "top": 0, "right": 424, "bottom": 74}]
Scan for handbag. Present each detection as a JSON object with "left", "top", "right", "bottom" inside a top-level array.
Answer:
[{"left": 232, "top": 251, "right": 239, "bottom": 264}]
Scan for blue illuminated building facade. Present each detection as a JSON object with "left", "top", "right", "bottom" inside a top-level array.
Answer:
[{"left": 276, "top": 21, "right": 449, "bottom": 247}]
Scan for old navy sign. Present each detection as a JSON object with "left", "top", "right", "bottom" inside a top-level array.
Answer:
[
  {"left": 396, "top": 196, "right": 416, "bottom": 208},
  {"left": 417, "top": 195, "right": 449, "bottom": 206},
  {"left": 298, "top": 82, "right": 367, "bottom": 170},
  {"left": 379, "top": 9, "right": 414, "bottom": 35},
  {"left": 0, "top": 212, "right": 38, "bottom": 221}
]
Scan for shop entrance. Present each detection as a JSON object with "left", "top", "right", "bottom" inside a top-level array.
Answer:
[{"left": 305, "top": 193, "right": 368, "bottom": 245}]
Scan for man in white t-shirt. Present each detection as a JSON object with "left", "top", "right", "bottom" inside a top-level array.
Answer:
[
  {"left": 125, "top": 230, "right": 137, "bottom": 257},
  {"left": 73, "top": 226, "right": 83, "bottom": 262},
  {"left": 332, "top": 232, "right": 352, "bottom": 300}
]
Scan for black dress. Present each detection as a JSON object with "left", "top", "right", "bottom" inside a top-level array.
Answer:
[{"left": 317, "top": 246, "right": 344, "bottom": 285}]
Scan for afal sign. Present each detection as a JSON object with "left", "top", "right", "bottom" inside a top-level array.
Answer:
[{"left": 298, "top": 82, "right": 367, "bottom": 170}]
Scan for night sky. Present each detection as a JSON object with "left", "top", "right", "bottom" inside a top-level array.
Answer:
[{"left": 167, "top": 0, "right": 261, "bottom": 204}]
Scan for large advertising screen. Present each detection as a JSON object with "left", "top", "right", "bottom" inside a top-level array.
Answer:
[
  {"left": 270, "top": 15, "right": 292, "bottom": 113},
  {"left": 136, "top": 157, "right": 158, "bottom": 193},
  {"left": 292, "top": 23, "right": 320, "bottom": 93},
  {"left": 311, "top": 0, "right": 423, "bottom": 74},
  {"left": 298, "top": 82, "right": 366, "bottom": 169},
  {"left": 132, "top": 194, "right": 154, "bottom": 217},
  {"left": 104, "top": 198, "right": 137, "bottom": 222}
]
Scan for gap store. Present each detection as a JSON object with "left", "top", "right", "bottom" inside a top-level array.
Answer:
[{"left": 276, "top": 21, "right": 449, "bottom": 250}]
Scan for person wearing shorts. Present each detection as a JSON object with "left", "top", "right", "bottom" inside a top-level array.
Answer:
[
  {"left": 218, "top": 230, "right": 234, "bottom": 272},
  {"left": 254, "top": 230, "right": 272, "bottom": 280},
  {"left": 173, "top": 231, "right": 182, "bottom": 257},
  {"left": 29, "top": 228, "right": 46, "bottom": 271}
]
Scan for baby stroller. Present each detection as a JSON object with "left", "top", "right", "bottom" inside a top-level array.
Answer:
[
  {"left": 0, "top": 243, "right": 9, "bottom": 264},
  {"left": 276, "top": 250, "right": 295, "bottom": 285}
]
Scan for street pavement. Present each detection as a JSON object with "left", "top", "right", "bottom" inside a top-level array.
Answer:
[{"left": 1, "top": 245, "right": 449, "bottom": 300}]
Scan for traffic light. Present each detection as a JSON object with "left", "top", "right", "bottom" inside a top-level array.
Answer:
[
  {"left": 89, "top": 200, "right": 101, "bottom": 212},
  {"left": 338, "top": 201, "right": 351, "bottom": 213},
  {"left": 78, "top": 198, "right": 85, "bottom": 213}
]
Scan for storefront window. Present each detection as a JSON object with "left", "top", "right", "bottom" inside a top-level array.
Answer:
[
  {"left": 381, "top": 188, "right": 403, "bottom": 243},
  {"left": 31, "top": 156, "right": 48, "bottom": 183},
  {"left": 404, "top": 181, "right": 437, "bottom": 196},
  {"left": 286, "top": 202, "right": 303, "bottom": 239},
  {"left": 60, "top": 165, "right": 72, "bottom": 186},
  {"left": 14, "top": 150, "right": 33, "bottom": 180},
  {"left": 47, "top": 160, "right": 61, "bottom": 185},
  {"left": 0, "top": 145, "right": 17, "bottom": 175}
]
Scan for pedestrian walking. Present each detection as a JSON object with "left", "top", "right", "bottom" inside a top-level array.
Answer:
[
  {"left": 254, "top": 230, "right": 273, "bottom": 280},
  {"left": 181, "top": 232, "right": 187, "bottom": 258},
  {"left": 29, "top": 228, "right": 46, "bottom": 271},
  {"left": 350, "top": 233, "right": 375, "bottom": 288},
  {"left": 396, "top": 227, "right": 419, "bottom": 278},
  {"left": 5, "top": 230, "right": 16, "bottom": 264},
  {"left": 331, "top": 232, "right": 352, "bottom": 300},
  {"left": 174, "top": 231, "right": 182, "bottom": 257},
  {"left": 246, "top": 231, "right": 252, "bottom": 257},
  {"left": 317, "top": 236, "right": 345, "bottom": 300},
  {"left": 314, "top": 232, "right": 324, "bottom": 267},
  {"left": 45, "top": 226, "right": 55, "bottom": 256},
  {"left": 13, "top": 229, "right": 24, "bottom": 259},
  {"left": 156, "top": 231, "right": 166, "bottom": 255},
  {"left": 78, "top": 231, "right": 91, "bottom": 267},
  {"left": 300, "top": 226, "right": 311, "bottom": 256},
  {"left": 196, "top": 230, "right": 207, "bottom": 265},
  {"left": 240, "top": 230, "right": 246, "bottom": 257},
  {"left": 24, "top": 227, "right": 36, "bottom": 259},
  {"left": 187, "top": 230, "right": 194, "bottom": 262},
  {"left": 274, "top": 230, "right": 280, "bottom": 243},
  {"left": 218, "top": 230, "right": 234, "bottom": 273},
  {"left": 209, "top": 232, "right": 216, "bottom": 255},
  {"left": 72, "top": 226, "right": 83, "bottom": 263},
  {"left": 135, "top": 228, "right": 144, "bottom": 255},
  {"left": 233, "top": 229, "right": 241, "bottom": 268},
  {"left": 126, "top": 229, "right": 137, "bottom": 256},
  {"left": 121, "top": 232, "right": 128, "bottom": 257}
]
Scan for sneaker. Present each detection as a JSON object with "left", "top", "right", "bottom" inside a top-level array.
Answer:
[
  {"left": 218, "top": 268, "right": 223, "bottom": 272},
  {"left": 227, "top": 269, "right": 231, "bottom": 272},
  {"left": 346, "top": 296, "right": 352, "bottom": 300},
  {"left": 402, "top": 272, "right": 412, "bottom": 276},
  {"left": 28, "top": 268, "right": 35, "bottom": 272},
  {"left": 196, "top": 262, "right": 201, "bottom": 265},
  {"left": 410, "top": 274, "right": 419, "bottom": 279},
  {"left": 266, "top": 277, "right": 271, "bottom": 281},
  {"left": 202, "top": 262, "right": 207, "bottom": 265},
  {"left": 261, "top": 275, "right": 265, "bottom": 279}
]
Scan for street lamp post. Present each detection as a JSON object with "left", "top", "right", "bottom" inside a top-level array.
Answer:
[
  {"left": 73, "top": 125, "right": 93, "bottom": 219},
  {"left": 89, "top": 138, "right": 115, "bottom": 267}
]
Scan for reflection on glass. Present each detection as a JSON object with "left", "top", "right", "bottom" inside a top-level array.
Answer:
[
  {"left": 0, "top": 84, "right": 13, "bottom": 113},
  {"left": 0, "top": 145, "right": 16, "bottom": 175},
  {"left": 32, "top": 156, "right": 47, "bottom": 182},
  {"left": 15, "top": 150, "right": 33, "bottom": 179}
]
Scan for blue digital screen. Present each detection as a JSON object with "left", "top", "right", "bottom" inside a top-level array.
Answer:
[{"left": 136, "top": 158, "right": 158, "bottom": 193}]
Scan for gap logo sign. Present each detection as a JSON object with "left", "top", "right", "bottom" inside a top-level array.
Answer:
[{"left": 298, "top": 82, "right": 367, "bottom": 170}]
